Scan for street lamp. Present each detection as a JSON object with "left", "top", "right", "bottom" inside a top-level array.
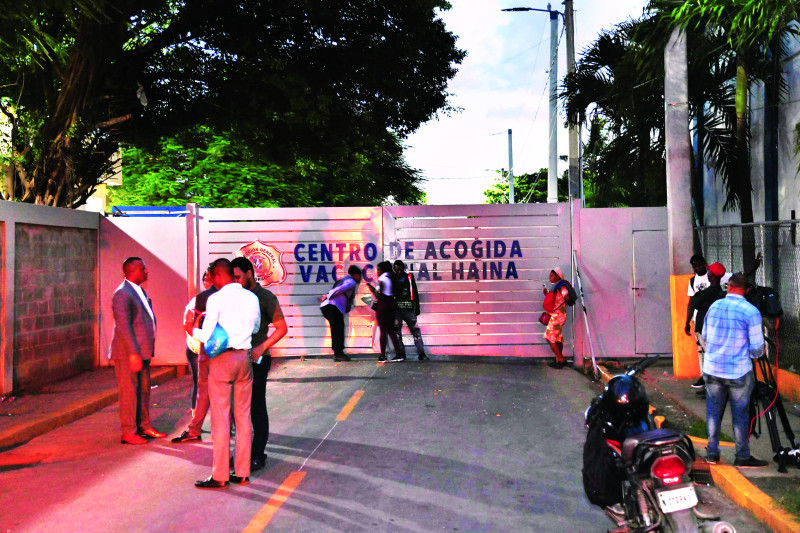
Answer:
[{"left": 503, "top": 2, "right": 579, "bottom": 203}]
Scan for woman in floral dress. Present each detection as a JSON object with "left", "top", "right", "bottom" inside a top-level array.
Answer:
[{"left": 543, "top": 267, "right": 570, "bottom": 369}]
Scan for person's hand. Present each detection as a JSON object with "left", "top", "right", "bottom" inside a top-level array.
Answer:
[
  {"left": 542, "top": 287, "right": 549, "bottom": 296},
  {"left": 755, "top": 252, "right": 763, "bottom": 265},
  {"left": 318, "top": 295, "right": 326, "bottom": 303},
  {"left": 251, "top": 342, "right": 266, "bottom": 359},
  {"left": 129, "top": 353, "right": 143, "bottom": 373},
  {"left": 684, "top": 323, "right": 692, "bottom": 336}
]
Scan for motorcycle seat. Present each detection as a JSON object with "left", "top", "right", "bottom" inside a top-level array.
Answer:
[{"left": 622, "top": 428, "right": 684, "bottom": 463}]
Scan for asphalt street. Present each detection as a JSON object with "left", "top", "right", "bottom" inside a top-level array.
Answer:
[{"left": 0, "top": 359, "right": 764, "bottom": 532}]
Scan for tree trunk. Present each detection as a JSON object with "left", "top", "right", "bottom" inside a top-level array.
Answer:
[{"left": 735, "top": 52, "right": 756, "bottom": 272}]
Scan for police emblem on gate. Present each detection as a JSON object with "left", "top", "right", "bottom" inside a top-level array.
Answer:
[{"left": 234, "top": 240, "right": 287, "bottom": 287}]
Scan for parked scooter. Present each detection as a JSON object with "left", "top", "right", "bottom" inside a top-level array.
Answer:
[{"left": 583, "top": 356, "right": 736, "bottom": 533}]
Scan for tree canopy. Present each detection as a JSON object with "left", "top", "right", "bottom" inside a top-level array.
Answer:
[
  {"left": 110, "top": 126, "right": 426, "bottom": 207},
  {"left": 0, "top": 0, "right": 465, "bottom": 207}
]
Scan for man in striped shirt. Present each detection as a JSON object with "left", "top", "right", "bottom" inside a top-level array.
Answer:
[{"left": 701, "top": 273, "right": 767, "bottom": 468}]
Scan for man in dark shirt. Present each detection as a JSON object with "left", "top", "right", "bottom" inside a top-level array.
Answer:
[
  {"left": 232, "top": 256, "right": 288, "bottom": 471},
  {"left": 393, "top": 260, "right": 429, "bottom": 361}
]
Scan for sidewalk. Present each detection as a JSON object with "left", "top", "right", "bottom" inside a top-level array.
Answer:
[
  {"left": 599, "top": 362, "right": 800, "bottom": 533},
  {"left": 0, "top": 366, "right": 177, "bottom": 450}
]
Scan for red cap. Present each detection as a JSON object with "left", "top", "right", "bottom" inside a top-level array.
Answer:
[{"left": 707, "top": 262, "right": 726, "bottom": 278}]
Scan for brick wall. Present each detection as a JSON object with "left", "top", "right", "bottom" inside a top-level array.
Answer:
[{"left": 14, "top": 224, "right": 97, "bottom": 391}]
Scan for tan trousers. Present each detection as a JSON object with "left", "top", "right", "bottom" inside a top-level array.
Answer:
[
  {"left": 208, "top": 348, "right": 253, "bottom": 481},
  {"left": 187, "top": 357, "right": 210, "bottom": 436}
]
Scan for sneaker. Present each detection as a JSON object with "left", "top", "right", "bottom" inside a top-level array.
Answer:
[
  {"left": 691, "top": 377, "right": 705, "bottom": 389},
  {"left": 705, "top": 454, "right": 720, "bottom": 464},
  {"left": 418, "top": 354, "right": 430, "bottom": 361},
  {"left": 734, "top": 456, "right": 769, "bottom": 468},
  {"left": 378, "top": 355, "right": 387, "bottom": 362},
  {"left": 390, "top": 356, "right": 406, "bottom": 363}
]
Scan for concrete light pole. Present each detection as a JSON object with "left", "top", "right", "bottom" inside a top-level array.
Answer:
[
  {"left": 564, "top": 0, "right": 580, "bottom": 200},
  {"left": 508, "top": 129, "right": 515, "bottom": 203},
  {"left": 547, "top": 4, "right": 558, "bottom": 203},
  {"left": 503, "top": 4, "right": 567, "bottom": 204},
  {"left": 664, "top": 28, "right": 696, "bottom": 378}
]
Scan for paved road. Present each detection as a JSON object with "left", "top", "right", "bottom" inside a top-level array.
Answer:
[{"left": 0, "top": 359, "right": 763, "bottom": 532}]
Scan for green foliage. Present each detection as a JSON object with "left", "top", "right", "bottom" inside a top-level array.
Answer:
[
  {"left": 562, "top": 19, "right": 668, "bottom": 207},
  {"left": 483, "top": 168, "right": 568, "bottom": 204},
  {"left": 647, "top": 0, "right": 800, "bottom": 222},
  {"left": 110, "top": 127, "right": 426, "bottom": 208},
  {"left": 0, "top": 0, "right": 464, "bottom": 207}
]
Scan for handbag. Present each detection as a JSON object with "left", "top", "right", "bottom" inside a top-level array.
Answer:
[
  {"left": 204, "top": 323, "right": 229, "bottom": 358},
  {"left": 539, "top": 312, "right": 551, "bottom": 326}
]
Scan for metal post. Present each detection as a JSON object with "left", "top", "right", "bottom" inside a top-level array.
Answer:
[
  {"left": 508, "top": 129, "right": 514, "bottom": 204},
  {"left": 564, "top": 0, "right": 580, "bottom": 200},
  {"left": 547, "top": 4, "right": 558, "bottom": 203}
]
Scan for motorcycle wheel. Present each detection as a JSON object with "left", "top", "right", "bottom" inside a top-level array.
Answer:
[{"left": 662, "top": 509, "right": 699, "bottom": 533}]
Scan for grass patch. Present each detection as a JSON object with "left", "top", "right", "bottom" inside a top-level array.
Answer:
[
  {"left": 778, "top": 486, "right": 800, "bottom": 518},
  {"left": 684, "top": 420, "right": 733, "bottom": 443}
]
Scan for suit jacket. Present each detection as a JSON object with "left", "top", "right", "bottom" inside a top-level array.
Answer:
[{"left": 111, "top": 280, "right": 156, "bottom": 361}]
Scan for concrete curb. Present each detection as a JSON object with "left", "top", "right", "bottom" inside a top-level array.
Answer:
[
  {"left": 0, "top": 366, "right": 177, "bottom": 449},
  {"left": 710, "top": 465, "right": 800, "bottom": 533},
  {"left": 596, "top": 365, "right": 799, "bottom": 532}
]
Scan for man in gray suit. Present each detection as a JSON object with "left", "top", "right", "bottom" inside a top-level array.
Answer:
[{"left": 111, "top": 257, "right": 167, "bottom": 444}]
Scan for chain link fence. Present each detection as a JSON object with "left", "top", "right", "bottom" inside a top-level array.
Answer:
[{"left": 696, "top": 221, "right": 800, "bottom": 372}]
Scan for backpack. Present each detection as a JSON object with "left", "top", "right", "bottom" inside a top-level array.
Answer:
[
  {"left": 745, "top": 286, "right": 783, "bottom": 318},
  {"left": 554, "top": 280, "right": 578, "bottom": 306},
  {"left": 582, "top": 420, "right": 624, "bottom": 507}
]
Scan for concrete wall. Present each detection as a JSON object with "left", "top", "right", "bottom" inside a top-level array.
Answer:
[
  {"left": 14, "top": 224, "right": 97, "bottom": 390},
  {"left": 98, "top": 216, "right": 189, "bottom": 366},
  {"left": 0, "top": 201, "right": 99, "bottom": 395},
  {"left": 576, "top": 207, "right": 671, "bottom": 359}
]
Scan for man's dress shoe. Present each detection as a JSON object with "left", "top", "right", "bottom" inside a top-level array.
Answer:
[
  {"left": 138, "top": 428, "right": 167, "bottom": 438},
  {"left": 251, "top": 457, "right": 266, "bottom": 471},
  {"left": 229, "top": 474, "right": 250, "bottom": 485},
  {"left": 121, "top": 433, "right": 149, "bottom": 445},
  {"left": 195, "top": 476, "right": 229, "bottom": 489},
  {"left": 171, "top": 430, "right": 201, "bottom": 443}
]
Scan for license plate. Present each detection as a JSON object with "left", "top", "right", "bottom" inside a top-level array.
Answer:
[{"left": 657, "top": 485, "right": 698, "bottom": 513}]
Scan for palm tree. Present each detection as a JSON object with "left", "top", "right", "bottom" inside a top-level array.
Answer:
[
  {"left": 656, "top": 0, "right": 800, "bottom": 226},
  {"left": 562, "top": 19, "right": 668, "bottom": 207}
]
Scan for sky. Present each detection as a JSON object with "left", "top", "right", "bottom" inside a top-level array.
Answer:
[{"left": 405, "top": 0, "right": 650, "bottom": 205}]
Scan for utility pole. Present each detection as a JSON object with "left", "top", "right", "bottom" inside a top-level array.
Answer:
[
  {"left": 664, "top": 28, "right": 695, "bottom": 378},
  {"left": 564, "top": 0, "right": 580, "bottom": 200},
  {"left": 508, "top": 129, "right": 514, "bottom": 203},
  {"left": 547, "top": 4, "right": 558, "bottom": 203},
  {"left": 502, "top": 5, "right": 562, "bottom": 203}
]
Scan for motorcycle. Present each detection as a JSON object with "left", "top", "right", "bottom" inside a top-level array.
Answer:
[{"left": 583, "top": 356, "right": 736, "bottom": 533}]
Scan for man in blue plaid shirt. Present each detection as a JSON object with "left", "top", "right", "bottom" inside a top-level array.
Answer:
[{"left": 701, "top": 273, "right": 768, "bottom": 468}]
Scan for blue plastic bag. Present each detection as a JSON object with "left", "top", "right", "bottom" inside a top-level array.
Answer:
[{"left": 204, "top": 323, "right": 229, "bottom": 357}]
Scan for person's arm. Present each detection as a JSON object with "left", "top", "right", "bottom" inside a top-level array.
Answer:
[
  {"left": 410, "top": 273, "right": 421, "bottom": 315},
  {"left": 685, "top": 298, "right": 696, "bottom": 335},
  {"left": 252, "top": 305, "right": 288, "bottom": 359},
  {"left": 184, "top": 297, "right": 197, "bottom": 336},
  {"left": 747, "top": 309, "right": 765, "bottom": 358},
  {"left": 742, "top": 252, "right": 763, "bottom": 278},
  {"left": 193, "top": 294, "right": 220, "bottom": 343}
]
